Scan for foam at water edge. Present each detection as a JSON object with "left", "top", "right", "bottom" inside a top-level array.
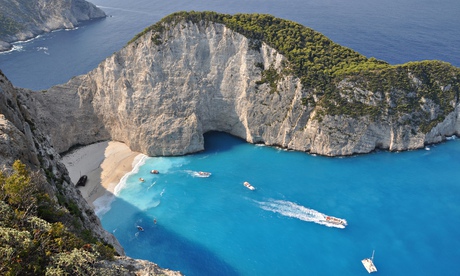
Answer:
[
  {"left": 114, "top": 154, "right": 148, "bottom": 196},
  {"left": 95, "top": 154, "right": 148, "bottom": 217},
  {"left": 93, "top": 192, "right": 116, "bottom": 217},
  {"left": 0, "top": 44, "right": 24, "bottom": 54}
]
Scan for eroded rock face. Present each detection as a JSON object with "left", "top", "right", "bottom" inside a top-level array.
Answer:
[
  {"left": 0, "top": 69, "right": 122, "bottom": 254},
  {"left": 0, "top": 0, "right": 106, "bottom": 51},
  {"left": 0, "top": 71, "right": 39, "bottom": 168},
  {"left": 1, "top": 69, "right": 183, "bottom": 275},
  {"left": 32, "top": 20, "right": 459, "bottom": 157}
]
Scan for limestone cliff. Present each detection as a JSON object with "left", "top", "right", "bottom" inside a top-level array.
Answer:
[
  {"left": 0, "top": 70, "right": 181, "bottom": 275},
  {"left": 31, "top": 12, "right": 460, "bottom": 157},
  {"left": 0, "top": 0, "right": 105, "bottom": 52},
  {"left": 1, "top": 67, "right": 122, "bottom": 249}
]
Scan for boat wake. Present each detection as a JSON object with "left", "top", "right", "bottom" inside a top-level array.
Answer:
[
  {"left": 147, "top": 181, "right": 157, "bottom": 190},
  {"left": 256, "top": 199, "right": 347, "bottom": 229},
  {"left": 186, "top": 170, "right": 212, "bottom": 178}
]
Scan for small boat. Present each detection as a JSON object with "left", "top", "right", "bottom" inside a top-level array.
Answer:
[
  {"left": 197, "top": 171, "right": 211, "bottom": 177},
  {"left": 243, "top": 181, "right": 255, "bottom": 190},
  {"left": 361, "top": 250, "right": 377, "bottom": 273},
  {"left": 136, "top": 225, "right": 144, "bottom": 232},
  {"left": 139, "top": 178, "right": 145, "bottom": 182},
  {"left": 150, "top": 169, "right": 159, "bottom": 174},
  {"left": 324, "top": 215, "right": 347, "bottom": 226},
  {"left": 76, "top": 175, "right": 87, "bottom": 187}
]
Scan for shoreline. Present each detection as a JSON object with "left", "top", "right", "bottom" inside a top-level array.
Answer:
[{"left": 61, "top": 141, "right": 143, "bottom": 210}]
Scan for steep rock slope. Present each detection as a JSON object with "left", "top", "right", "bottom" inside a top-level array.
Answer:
[
  {"left": 1, "top": 67, "right": 124, "bottom": 254},
  {"left": 0, "top": 0, "right": 105, "bottom": 51},
  {"left": 0, "top": 70, "right": 181, "bottom": 275},
  {"left": 32, "top": 12, "right": 460, "bottom": 157}
]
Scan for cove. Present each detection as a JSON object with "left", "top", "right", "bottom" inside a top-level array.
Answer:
[{"left": 99, "top": 132, "right": 460, "bottom": 275}]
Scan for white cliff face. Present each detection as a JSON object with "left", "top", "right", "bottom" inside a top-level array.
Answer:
[{"left": 33, "top": 20, "right": 460, "bottom": 157}]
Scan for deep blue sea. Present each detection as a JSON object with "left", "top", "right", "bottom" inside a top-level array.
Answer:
[
  {"left": 1, "top": 0, "right": 459, "bottom": 275},
  {"left": 0, "top": 0, "right": 459, "bottom": 90}
]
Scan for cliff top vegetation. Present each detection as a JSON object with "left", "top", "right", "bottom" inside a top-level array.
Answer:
[
  {"left": 129, "top": 11, "right": 460, "bottom": 132},
  {"left": 0, "top": 160, "right": 122, "bottom": 275}
]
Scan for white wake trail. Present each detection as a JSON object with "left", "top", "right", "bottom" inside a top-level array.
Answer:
[{"left": 256, "top": 199, "right": 347, "bottom": 229}]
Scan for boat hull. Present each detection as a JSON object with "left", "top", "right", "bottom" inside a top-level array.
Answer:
[{"left": 361, "top": 258, "right": 377, "bottom": 273}]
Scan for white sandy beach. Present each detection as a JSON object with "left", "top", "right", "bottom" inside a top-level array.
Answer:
[{"left": 61, "top": 141, "right": 142, "bottom": 209}]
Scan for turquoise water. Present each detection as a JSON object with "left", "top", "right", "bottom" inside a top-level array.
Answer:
[{"left": 99, "top": 132, "right": 460, "bottom": 275}]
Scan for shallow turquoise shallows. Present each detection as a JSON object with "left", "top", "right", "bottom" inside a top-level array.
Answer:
[{"left": 99, "top": 132, "right": 460, "bottom": 275}]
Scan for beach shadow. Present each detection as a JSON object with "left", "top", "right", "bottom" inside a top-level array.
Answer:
[
  {"left": 99, "top": 195, "right": 239, "bottom": 276},
  {"left": 61, "top": 141, "right": 108, "bottom": 204}
]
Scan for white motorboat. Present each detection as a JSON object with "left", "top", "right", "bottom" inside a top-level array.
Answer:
[
  {"left": 197, "top": 171, "right": 211, "bottom": 177},
  {"left": 243, "top": 181, "right": 255, "bottom": 190}
]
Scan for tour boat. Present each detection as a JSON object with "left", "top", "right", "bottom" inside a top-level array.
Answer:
[
  {"left": 361, "top": 250, "right": 377, "bottom": 273},
  {"left": 324, "top": 215, "right": 347, "bottom": 226},
  {"left": 197, "top": 171, "right": 211, "bottom": 177},
  {"left": 243, "top": 181, "right": 255, "bottom": 190}
]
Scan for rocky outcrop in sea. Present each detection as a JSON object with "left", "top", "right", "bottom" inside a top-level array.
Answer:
[{"left": 0, "top": 0, "right": 106, "bottom": 52}]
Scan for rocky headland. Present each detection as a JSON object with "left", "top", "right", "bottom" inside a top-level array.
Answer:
[
  {"left": 0, "top": 0, "right": 106, "bottom": 52},
  {"left": 30, "top": 12, "right": 460, "bottom": 157}
]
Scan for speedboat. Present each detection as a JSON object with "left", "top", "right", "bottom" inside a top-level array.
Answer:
[
  {"left": 243, "top": 181, "right": 255, "bottom": 190},
  {"left": 139, "top": 178, "right": 145, "bottom": 182},
  {"left": 137, "top": 225, "right": 144, "bottom": 232},
  {"left": 197, "top": 171, "right": 211, "bottom": 177},
  {"left": 150, "top": 169, "right": 159, "bottom": 174},
  {"left": 324, "top": 215, "right": 347, "bottom": 226}
]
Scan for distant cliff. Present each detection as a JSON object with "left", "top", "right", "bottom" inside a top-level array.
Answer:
[
  {"left": 31, "top": 12, "right": 460, "bottom": 157},
  {"left": 0, "top": 0, "right": 105, "bottom": 52}
]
